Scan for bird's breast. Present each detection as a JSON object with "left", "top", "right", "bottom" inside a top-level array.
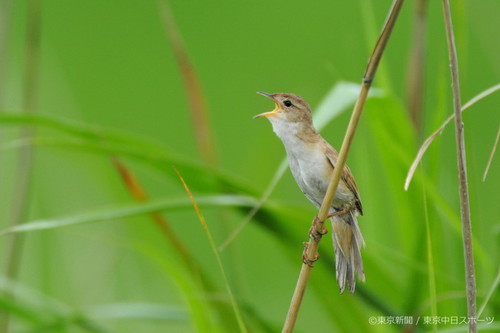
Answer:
[
  {"left": 285, "top": 142, "right": 356, "bottom": 211},
  {"left": 285, "top": 144, "right": 332, "bottom": 207}
]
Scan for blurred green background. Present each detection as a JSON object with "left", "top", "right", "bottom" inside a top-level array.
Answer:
[{"left": 1, "top": 0, "right": 499, "bottom": 332}]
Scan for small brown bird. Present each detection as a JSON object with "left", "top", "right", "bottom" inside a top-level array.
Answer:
[{"left": 254, "top": 92, "right": 365, "bottom": 293}]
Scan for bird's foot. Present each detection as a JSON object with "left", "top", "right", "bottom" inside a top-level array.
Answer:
[
  {"left": 309, "top": 215, "right": 328, "bottom": 241},
  {"left": 327, "top": 209, "right": 348, "bottom": 219},
  {"left": 302, "top": 242, "right": 319, "bottom": 267}
]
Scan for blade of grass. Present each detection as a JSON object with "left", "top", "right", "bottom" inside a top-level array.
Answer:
[
  {"left": 0, "top": 295, "right": 46, "bottom": 326},
  {"left": 406, "top": 0, "right": 427, "bottom": 132},
  {"left": 218, "top": 159, "right": 288, "bottom": 252},
  {"left": 0, "top": 276, "right": 110, "bottom": 333},
  {"left": 1, "top": 1, "right": 41, "bottom": 331},
  {"left": 313, "top": 82, "right": 383, "bottom": 132},
  {"left": 359, "top": 0, "right": 393, "bottom": 92},
  {"left": 0, "top": 194, "right": 259, "bottom": 236},
  {"left": 422, "top": 167, "right": 438, "bottom": 332},
  {"left": 174, "top": 167, "right": 247, "bottom": 333},
  {"left": 442, "top": 1, "right": 476, "bottom": 331},
  {"left": 415, "top": 170, "right": 491, "bottom": 270},
  {"left": 2, "top": 136, "right": 222, "bottom": 192},
  {"left": 0, "top": 113, "right": 253, "bottom": 194},
  {"left": 158, "top": 0, "right": 217, "bottom": 165},
  {"left": 0, "top": 112, "right": 168, "bottom": 146},
  {"left": 405, "top": 83, "right": 500, "bottom": 190},
  {"left": 477, "top": 267, "right": 500, "bottom": 318},
  {"left": 112, "top": 158, "right": 243, "bottom": 331},
  {"left": 112, "top": 157, "right": 196, "bottom": 274},
  {"left": 482, "top": 123, "right": 499, "bottom": 181},
  {"left": 136, "top": 236, "right": 225, "bottom": 333},
  {"left": 0, "top": 0, "right": 13, "bottom": 107},
  {"left": 0, "top": 276, "right": 68, "bottom": 325}
]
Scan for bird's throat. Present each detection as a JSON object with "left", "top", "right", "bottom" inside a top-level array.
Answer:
[{"left": 270, "top": 119, "right": 320, "bottom": 147}]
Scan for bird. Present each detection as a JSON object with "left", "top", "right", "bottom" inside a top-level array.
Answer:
[{"left": 254, "top": 91, "right": 365, "bottom": 294}]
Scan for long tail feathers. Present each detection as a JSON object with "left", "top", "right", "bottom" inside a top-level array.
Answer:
[{"left": 331, "top": 211, "right": 365, "bottom": 294}]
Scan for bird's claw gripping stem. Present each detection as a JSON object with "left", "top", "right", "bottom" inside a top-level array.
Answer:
[
  {"left": 302, "top": 242, "right": 319, "bottom": 267},
  {"left": 302, "top": 216, "right": 327, "bottom": 267},
  {"left": 309, "top": 215, "right": 328, "bottom": 241}
]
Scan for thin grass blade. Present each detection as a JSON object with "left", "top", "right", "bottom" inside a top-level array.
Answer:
[
  {"left": 0, "top": 114, "right": 254, "bottom": 193},
  {"left": 477, "top": 267, "right": 500, "bottom": 318},
  {"left": 0, "top": 195, "right": 258, "bottom": 236},
  {"left": 482, "top": 123, "right": 499, "bottom": 181},
  {"left": 158, "top": 0, "right": 216, "bottom": 164},
  {"left": 174, "top": 167, "right": 248, "bottom": 333},
  {"left": 0, "top": 276, "right": 109, "bottom": 333},
  {"left": 405, "top": 83, "right": 500, "bottom": 190}
]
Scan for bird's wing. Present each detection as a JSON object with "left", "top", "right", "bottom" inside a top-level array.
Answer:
[{"left": 324, "top": 142, "right": 364, "bottom": 216}]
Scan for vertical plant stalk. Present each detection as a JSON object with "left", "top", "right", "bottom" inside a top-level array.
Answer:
[
  {"left": 0, "top": 0, "right": 13, "bottom": 106},
  {"left": 441, "top": 1, "right": 477, "bottom": 332},
  {"left": 282, "top": 1, "right": 405, "bottom": 332},
  {"left": 0, "top": 0, "right": 41, "bottom": 331},
  {"left": 158, "top": 0, "right": 217, "bottom": 165},
  {"left": 406, "top": 0, "right": 427, "bottom": 132},
  {"left": 421, "top": 168, "right": 438, "bottom": 331}
]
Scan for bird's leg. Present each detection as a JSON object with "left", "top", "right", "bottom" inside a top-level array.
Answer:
[
  {"left": 302, "top": 216, "right": 327, "bottom": 266},
  {"left": 327, "top": 209, "right": 348, "bottom": 219},
  {"left": 302, "top": 216, "right": 328, "bottom": 266},
  {"left": 302, "top": 211, "right": 348, "bottom": 266},
  {"left": 309, "top": 215, "right": 328, "bottom": 241},
  {"left": 302, "top": 242, "right": 319, "bottom": 267}
]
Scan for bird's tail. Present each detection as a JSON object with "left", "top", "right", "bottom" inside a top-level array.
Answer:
[{"left": 330, "top": 211, "right": 365, "bottom": 294}]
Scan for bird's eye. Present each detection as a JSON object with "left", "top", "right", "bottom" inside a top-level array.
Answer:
[{"left": 284, "top": 100, "right": 293, "bottom": 107}]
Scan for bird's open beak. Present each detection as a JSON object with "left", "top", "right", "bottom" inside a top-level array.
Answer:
[{"left": 254, "top": 91, "right": 280, "bottom": 119}]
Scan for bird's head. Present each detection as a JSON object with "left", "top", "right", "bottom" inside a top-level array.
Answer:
[{"left": 254, "top": 92, "right": 313, "bottom": 125}]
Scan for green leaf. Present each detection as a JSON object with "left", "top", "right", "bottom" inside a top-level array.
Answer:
[
  {"left": 0, "top": 276, "right": 109, "bottom": 333},
  {"left": 0, "top": 195, "right": 259, "bottom": 236},
  {"left": 0, "top": 112, "right": 255, "bottom": 194},
  {"left": 314, "top": 81, "right": 383, "bottom": 131}
]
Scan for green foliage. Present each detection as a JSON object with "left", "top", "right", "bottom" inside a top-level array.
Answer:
[{"left": 1, "top": 1, "right": 499, "bottom": 332}]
